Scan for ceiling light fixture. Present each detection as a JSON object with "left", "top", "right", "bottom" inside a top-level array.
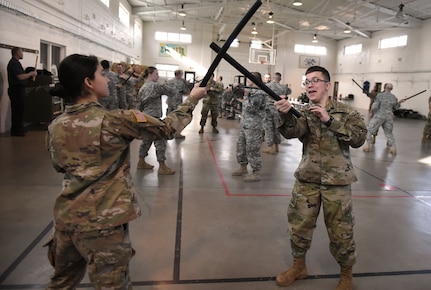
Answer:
[
  {"left": 267, "top": 11, "right": 275, "bottom": 24},
  {"left": 344, "top": 22, "right": 352, "bottom": 33},
  {"left": 178, "top": 4, "right": 186, "bottom": 17},
  {"left": 251, "top": 22, "right": 258, "bottom": 35},
  {"left": 396, "top": 3, "right": 405, "bottom": 19},
  {"left": 293, "top": 0, "right": 303, "bottom": 7},
  {"left": 180, "top": 21, "right": 187, "bottom": 30},
  {"left": 312, "top": 34, "right": 318, "bottom": 43}
]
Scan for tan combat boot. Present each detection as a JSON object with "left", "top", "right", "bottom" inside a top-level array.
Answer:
[
  {"left": 244, "top": 172, "right": 260, "bottom": 182},
  {"left": 335, "top": 266, "right": 353, "bottom": 290},
  {"left": 276, "top": 257, "right": 308, "bottom": 287},
  {"left": 212, "top": 127, "right": 219, "bottom": 134},
  {"left": 232, "top": 165, "right": 248, "bottom": 176},
  {"left": 137, "top": 157, "right": 154, "bottom": 169},
  {"left": 389, "top": 145, "right": 397, "bottom": 155},
  {"left": 371, "top": 134, "right": 376, "bottom": 144},
  {"left": 262, "top": 145, "right": 276, "bottom": 155},
  {"left": 275, "top": 144, "right": 279, "bottom": 152},
  {"left": 362, "top": 142, "right": 372, "bottom": 152},
  {"left": 199, "top": 127, "right": 204, "bottom": 134},
  {"left": 158, "top": 162, "right": 176, "bottom": 175}
]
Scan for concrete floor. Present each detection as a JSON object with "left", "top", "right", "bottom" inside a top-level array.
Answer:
[{"left": 1, "top": 102, "right": 431, "bottom": 290}]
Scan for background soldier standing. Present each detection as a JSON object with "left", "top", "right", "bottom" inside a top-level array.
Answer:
[
  {"left": 137, "top": 66, "right": 178, "bottom": 174},
  {"left": 199, "top": 73, "right": 223, "bottom": 134},
  {"left": 166, "top": 69, "right": 190, "bottom": 138},
  {"left": 99, "top": 60, "right": 118, "bottom": 110},
  {"left": 231, "top": 72, "right": 267, "bottom": 182},
  {"left": 263, "top": 72, "right": 288, "bottom": 154},
  {"left": 422, "top": 96, "right": 431, "bottom": 145},
  {"left": 274, "top": 66, "right": 367, "bottom": 290},
  {"left": 362, "top": 83, "right": 405, "bottom": 155}
]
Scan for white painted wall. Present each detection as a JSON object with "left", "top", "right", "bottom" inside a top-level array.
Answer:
[
  {"left": 0, "top": 0, "right": 142, "bottom": 133},
  {"left": 335, "top": 19, "right": 431, "bottom": 116}
]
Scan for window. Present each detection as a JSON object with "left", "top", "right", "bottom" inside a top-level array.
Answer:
[
  {"left": 344, "top": 44, "right": 362, "bottom": 55},
  {"left": 155, "top": 31, "right": 192, "bottom": 43},
  {"left": 250, "top": 40, "right": 262, "bottom": 49},
  {"left": 294, "top": 44, "right": 327, "bottom": 55},
  {"left": 156, "top": 64, "right": 178, "bottom": 80},
  {"left": 119, "top": 3, "right": 129, "bottom": 28},
  {"left": 99, "top": 0, "right": 109, "bottom": 7},
  {"left": 379, "top": 35, "right": 407, "bottom": 49},
  {"left": 40, "top": 41, "right": 65, "bottom": 77}
]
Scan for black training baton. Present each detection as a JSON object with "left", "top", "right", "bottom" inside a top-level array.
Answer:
[
  {"left": 199, "top": 0, "right": 262, "bottom": 87},
  {"left": 352, "top": 79, "right": 364, "bottom": 91},
  {"left": 404, "top": 89, "right": 427, "bottom": 101},
  {"left": 210, "top": 42, "right": 302, "bottom": 118}
]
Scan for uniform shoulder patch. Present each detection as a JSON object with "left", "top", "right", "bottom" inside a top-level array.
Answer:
[{"left": 130, "top": 110, "right": 147, "bottom": 123}]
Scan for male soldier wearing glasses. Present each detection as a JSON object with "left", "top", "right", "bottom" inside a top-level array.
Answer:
[{"left": 274, "top": 66, "right": 367, "bottom": 290}]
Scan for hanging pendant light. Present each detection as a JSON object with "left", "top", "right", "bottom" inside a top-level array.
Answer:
[{"left": 267, "top": 12, "right": 275, "bottom": 24}]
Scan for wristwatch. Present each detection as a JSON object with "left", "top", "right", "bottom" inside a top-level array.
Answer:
[{"left": 324, "top": 116, "right": 334, "bottom": 127}]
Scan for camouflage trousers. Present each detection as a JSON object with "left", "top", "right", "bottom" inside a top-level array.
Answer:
[
  {"left": 45, "top": 224, "right": 134, "bottom": 289},
  {"left": 200, "top": 102, "right": 219, "bottom": 128},
  {"left": 139, "top": 139, "right": 167, "bottom": 162},
  {"left": 366, "top": 115, "right": 395, "bottom": 146},
  {"left": 422, "top": 113, "right": 431, "bottom": 141},
  {"left": 236, "top": 127, "right": 263, "bottom": 172},
  {"left": 288, "top": 180, "right": 356, "bottom": 267},
  {"left": 263, "top": 107, "right": 281, "bottom": 147}
]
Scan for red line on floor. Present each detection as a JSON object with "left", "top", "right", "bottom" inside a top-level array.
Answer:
[{"left": 204, "top": 135, "right": 424, "bottom": 199}]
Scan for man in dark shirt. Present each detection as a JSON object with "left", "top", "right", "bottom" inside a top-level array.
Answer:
[{"left": 7, "top": 47, "right": 37, "bottom": 136}]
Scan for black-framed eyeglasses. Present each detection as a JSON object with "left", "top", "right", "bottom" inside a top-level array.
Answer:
[{"left": 303, "top": 77, "right": 329, "bottom": 86}]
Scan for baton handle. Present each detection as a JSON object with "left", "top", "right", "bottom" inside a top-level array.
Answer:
[
  {"left": 32, "top": 55, "right": 38, "bottom": 81},
  {"left": 210, "top": 42, "right": 301, "bottom": 118},
  {"left": 200, "top": 0, "right": 262, "bottom": 87},
  {"left": 351, "top": 79, "right": 364, "bottom": 91}
]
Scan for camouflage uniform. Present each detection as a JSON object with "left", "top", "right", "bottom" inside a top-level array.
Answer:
[
  {"left": 366, "top": 90, "right": 378, "bottom": 112},
  {"left": 236, "top": 89, "right": 267, "bottom": 173},
  {"left": 422, "top": 97, "right": 431, "bottom": 142},
  {"left": 45, "top": 96, "right": 199, "bottom": 288},
  {"left": 199, "top": 79, "right": 224, "bottom": 129},
  {"left": 265, "top": 82, "right": 288, "bottom": 147},
  {"left": 117, "top": 73, "right": 129, "bottom": 110},
  {"left": 99, "top": 69, "right": 118, "bottom": 110},
  {"left": 138, "top": 80, "right": 176, "bottom": 162},
  {"left": 165, "top": 77, "right": 190, "bottom": 115},
  {"left": 366, "top": 91, "right": 400, "bottom": 146},
  {"left": 124, "top": 73, "right": 139, "bottom": 110},
  {"left": 278, "top": 98, "right": 367, "bottom": 267}
]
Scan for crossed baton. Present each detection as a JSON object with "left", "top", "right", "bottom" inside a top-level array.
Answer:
[{"left": 199, "top": 0, "right": 302, "bottom": 118}]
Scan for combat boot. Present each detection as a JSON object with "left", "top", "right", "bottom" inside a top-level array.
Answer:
[
  {"left": 275, "top": 144, "right": 279, "bottom": 152},
  {"left": 137, "top": 157, "right": 154, "bottom": 169},
  {"left": 213, "top": 127, "right": 219, "bottom": 134},
  {"left": 371, "top": 134, "right": 376, "bottom": 144},
  {"left": 389, "top": 145, "right": 397, "bottom": 155},
  {"left": 158, "top": 162, "right": 176, "bottom": 175},
  {"left": 262, "top": 145, "right": 276, "bottom": 155},
  {"left": 244, "top": 172, "right": 260, "bottom": 182},
  {"left": 276, "top": 257, "right": 308, "bottom": 287},
  {"left": 199, "top": 126, "right": 204, "bottom": 134},
  {"left": 232, "top": 165, "right": 248, "bottom": 176},
  {"left": 335, "top": 266, "right": 353, "bottom": 290},
  {"left": 362, "top": 142, "right": 372, "bottom": 152}
]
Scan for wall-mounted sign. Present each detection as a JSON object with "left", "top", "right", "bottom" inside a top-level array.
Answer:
[{"left": 159, "top": 43, "right": 187, "bottom": 57}]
